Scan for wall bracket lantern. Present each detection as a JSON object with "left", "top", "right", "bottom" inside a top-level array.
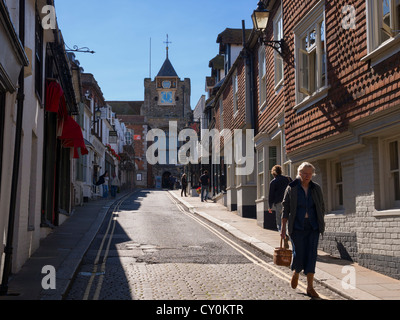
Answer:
[{"left": 252, "top": 0, "right": 285, "bottom": 57}]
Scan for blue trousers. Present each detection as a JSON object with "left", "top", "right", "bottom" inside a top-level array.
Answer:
[
  {"left": 103, "top": 185, "right": 109, "bottom": 198},
  {"left": 201, "top": 185, "right": 209, "bottom": 201},
  {"left": 290, "top": 219, "right": 319, "bottom": 274}
]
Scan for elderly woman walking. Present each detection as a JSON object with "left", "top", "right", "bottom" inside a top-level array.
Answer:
[{"left": 281, "top": 162, "right": 325, "bottom": 298}]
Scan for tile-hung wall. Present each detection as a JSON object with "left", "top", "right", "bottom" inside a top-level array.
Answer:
[{"left": 283, "top": 0, "right": 400, "bottom": 279}]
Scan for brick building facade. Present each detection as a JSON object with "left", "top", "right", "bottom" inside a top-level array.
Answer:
[
  {"left": 205, "top": 0, "right": 400, "bottom": 279},
  {"left": 281, "top": 0, "right": 400, "bottom": 279}
]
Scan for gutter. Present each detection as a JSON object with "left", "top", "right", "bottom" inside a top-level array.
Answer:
[{"left": 0, "top": 0, "right": 25, "bottom": 296}]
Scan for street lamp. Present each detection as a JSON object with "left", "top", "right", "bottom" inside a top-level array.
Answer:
[
  {"left": 252, "top": 1, "right": 269, "bottom": 31},
  {"left": 252, "top": 0, "right": 285, "bottom": 57}
]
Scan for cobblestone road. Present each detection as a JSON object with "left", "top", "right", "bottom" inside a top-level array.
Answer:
[{"left": 65, "top": 190, "right": 346, "bottom": 300}]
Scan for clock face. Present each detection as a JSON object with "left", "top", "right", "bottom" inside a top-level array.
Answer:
[
  {"left": 161, "top": 91, "right": 173, "bottom": 103},
  {"left": 162, "top": 81, "right": 171, "bottom": 89}
]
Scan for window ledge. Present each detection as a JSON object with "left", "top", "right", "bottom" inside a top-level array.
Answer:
[
  {"left": 326, "top": 210, "right": 346, "bottom": 218},
  {"left": 361, "top": 34, "right": 400, "bottom": 67},
  {"left": 373, "top": 209, "right": 400, "bottom": 218},
  {"left": 259, "top": 100, "right": 267, "bottom": 113},
  {"left": 274, "top": 79, "right": 284, "bottom": 93},
  {"left": 294, "top": 85, "right": 330, "bottom": 113}
]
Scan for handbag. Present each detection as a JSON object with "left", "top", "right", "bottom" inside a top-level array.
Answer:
[{"left": 273, "top": 238, "right": 292, "bottom": 267}]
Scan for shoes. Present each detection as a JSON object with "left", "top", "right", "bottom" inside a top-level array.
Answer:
[
  {"left": 306, "top": 273, "right": 320, "bottom": 298},
  {"left": 291, "top": 272, "right": 299, "bottom": 289},
  {"left": 306, "top": 287, "right": 320, "bottom": 299}
]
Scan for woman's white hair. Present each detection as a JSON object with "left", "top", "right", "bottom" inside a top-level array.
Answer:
[{"left": 296, "top": 162, "right": 316, "bottom": 178}]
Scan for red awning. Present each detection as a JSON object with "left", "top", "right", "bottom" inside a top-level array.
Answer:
[
  {"left": 59, "top": 115, "right": 89, "bottom": 159},
  {"left": 45, "top": 80, "right": 64, "bottom": 113}
]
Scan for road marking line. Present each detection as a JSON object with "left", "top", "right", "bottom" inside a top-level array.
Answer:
[
  {"left": 168, "top": 193, "right": 330, "bottom": 300},
  {"left": 83, "top": 192, "right": 135, "bottom": 300}
]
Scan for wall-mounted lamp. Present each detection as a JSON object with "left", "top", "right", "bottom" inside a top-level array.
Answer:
[{"left": 252, "top": 0, "right": 285, "bottom": 57}]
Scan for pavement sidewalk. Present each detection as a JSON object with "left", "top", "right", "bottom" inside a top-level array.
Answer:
[
  {"left": 168, "top": 190, "right": 400, "bottom": 300},
  {"left": 0, "top": 190, "right": 132, "bottom": 300},
  {"left": 2, "top": 188, "right": 399, "bottom": 300}
]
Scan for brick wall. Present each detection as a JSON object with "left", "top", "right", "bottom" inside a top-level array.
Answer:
[{"left": 256, "top": 0, "right": 285, "bottom": 136}]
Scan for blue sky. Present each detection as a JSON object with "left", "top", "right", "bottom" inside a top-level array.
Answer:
[{"left": 54, "top": 0, "right": 255, "bottom": 109}]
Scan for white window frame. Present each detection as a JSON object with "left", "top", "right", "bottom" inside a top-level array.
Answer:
[
  {"left": 363, "top": 0, "right": 400, "bottom": 66},
  {"left": 257, "top": 149, "right": 264, "bottom": 199},
  {"left": 375, "top": 135, "right": 400, "bottom": 217},
  {"left": 219, "top": 98, "right": 224, "bottom": 129},
  {"left": 258, "top": 45, "right": 267, "bottom": 110},
  {"left": 273, "top": 7, "right": 284, "bottom": 89},
  {"left": 380, "top": 136, "right": 400, "bottom": 209},
  {"left": 232, "top": 71, "right": 239, "bottom": 117},
  {"left": 388, "top": 139, "right": 400, "bottom": 208},
  {"left": 293, "top": 0, "right": 328, "bottom": 112},
  {"left": 233, "top": 71, "right": 239, "bottom": 116},
  {"left": 330, "top": 161, "right": 344, "bottom": 212}
]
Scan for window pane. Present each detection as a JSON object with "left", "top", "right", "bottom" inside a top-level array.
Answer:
[
  {"left": 269, "top": 147, "right": 277, "bottom": 179},
  {"left": 310, "top": 50, "right": 316, "bottom": 93},
  {"left": 338, "top": 184, "right": 344, "bottom": 206},
  {"left": 382, "top": 0, "right": 391, "bottom": 27},
  {"left": 275, "top": 56, "right": 283, "bottom": 84},
  {"left": 381, "top": 0, "right": 392, "bottom": 41},
  {"left": 389, "top": 141, "right": 399, "bottom": 170},
  {"left": 302, "top": 36, "right": 308, "bottom": 50},
  {"left": 258, "top": 151, "right": 264, "bottom": 173},
  {"left": 335, "top": 162, "right": 343, "bottom": 183},
  {"left": 320, "top": 20, "right": 326, "bottom": 84},
  {"left": 394, "top": 172, "right": 400, "bottom": 201},
  {"left": 397, "top": 0, "right": 400, "bottom": 29},
  {"left": 299, "top": 49, "right": 310, "bottom": 95},
  {"left": 309, "top": 28, "right": 316, "bottom": 48}
]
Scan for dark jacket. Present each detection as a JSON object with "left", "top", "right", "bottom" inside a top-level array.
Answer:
[
  {"left": 200, "top": 174, "right": 209, "bottom": 186},
  {"left": 282, "top": 178, "right": 325, "bottom": 235},
  {"left": 181, "top": 176, "right": 187, "bottom": 186},
  {"left": 268, "top": 174, "right": 292, "bottom": 208}
]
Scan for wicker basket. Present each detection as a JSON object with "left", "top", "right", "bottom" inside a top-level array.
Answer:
[{"left": 273, "top": 238, "right": 292, "bottom": 267}]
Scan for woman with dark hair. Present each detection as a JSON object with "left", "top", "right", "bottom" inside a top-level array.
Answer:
[
  {"left": 268, "top": 165, "right": 292, "bottom": 233},
  {"left": 96, "top": 171, "right": 109, "bottom": 198}
]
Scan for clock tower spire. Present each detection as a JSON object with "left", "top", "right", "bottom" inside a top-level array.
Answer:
[{"left": 164, "top": 34, "right": 172, "bottom": 59}]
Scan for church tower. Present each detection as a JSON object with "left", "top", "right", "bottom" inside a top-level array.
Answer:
[{"left": 142, "top": 35, "right": 192, "bottom": 188}]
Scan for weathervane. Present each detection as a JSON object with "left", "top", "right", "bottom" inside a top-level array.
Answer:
[{"left": 164, "top": 34, "right": 172, "bottom": 59}]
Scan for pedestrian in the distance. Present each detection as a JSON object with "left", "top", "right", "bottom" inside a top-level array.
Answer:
[
  {"left": 100, "top": 171, "right": 109, "bottom": 198},
  {"left": 281, "top": 162, "right": 325, "bottom": 299},
  {"left": 268, "top": 165, "right": 292, "bottom": 247},
  {"left": 199, "top": 170, "right": 210, "bottom": 202},
  {"left": 181, "top": 173, "right": 188, "bottom": 197},
  {"left": 111, "top": 173, "right": 120, "bottom": 198}
]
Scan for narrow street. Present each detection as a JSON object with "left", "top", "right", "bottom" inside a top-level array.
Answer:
[{"left": 65, "top": 190, "right": 345, "bottom": 300}]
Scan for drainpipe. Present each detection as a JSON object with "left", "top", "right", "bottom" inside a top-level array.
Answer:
[
  {"left": 0, "top": 0, "right": 25, "bottom": 296},
  {"left": 242, "top": 20, "right": 255, "bottom": 131}
]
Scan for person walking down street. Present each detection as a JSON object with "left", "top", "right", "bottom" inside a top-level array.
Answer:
[
  {"left": 111, "top": 173, "right": 120, "bottom": 198},
  {"left": 199, "top": 170, "right": 210, "bottom": 202},
  {"left": 102, "top": 171, "right": 109, "bottom": 198},
  {"left": 268, "top": 165, "right": 292, "bottom": 247},
  {"left": 96, "top": 171, "right": 109, "bottom": 198},
  {"left": 181, "top": 173, "right": 188, "bottom": 197},
  {"left": 281, "top": 162, "right": 325, "bottom": 299}
]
